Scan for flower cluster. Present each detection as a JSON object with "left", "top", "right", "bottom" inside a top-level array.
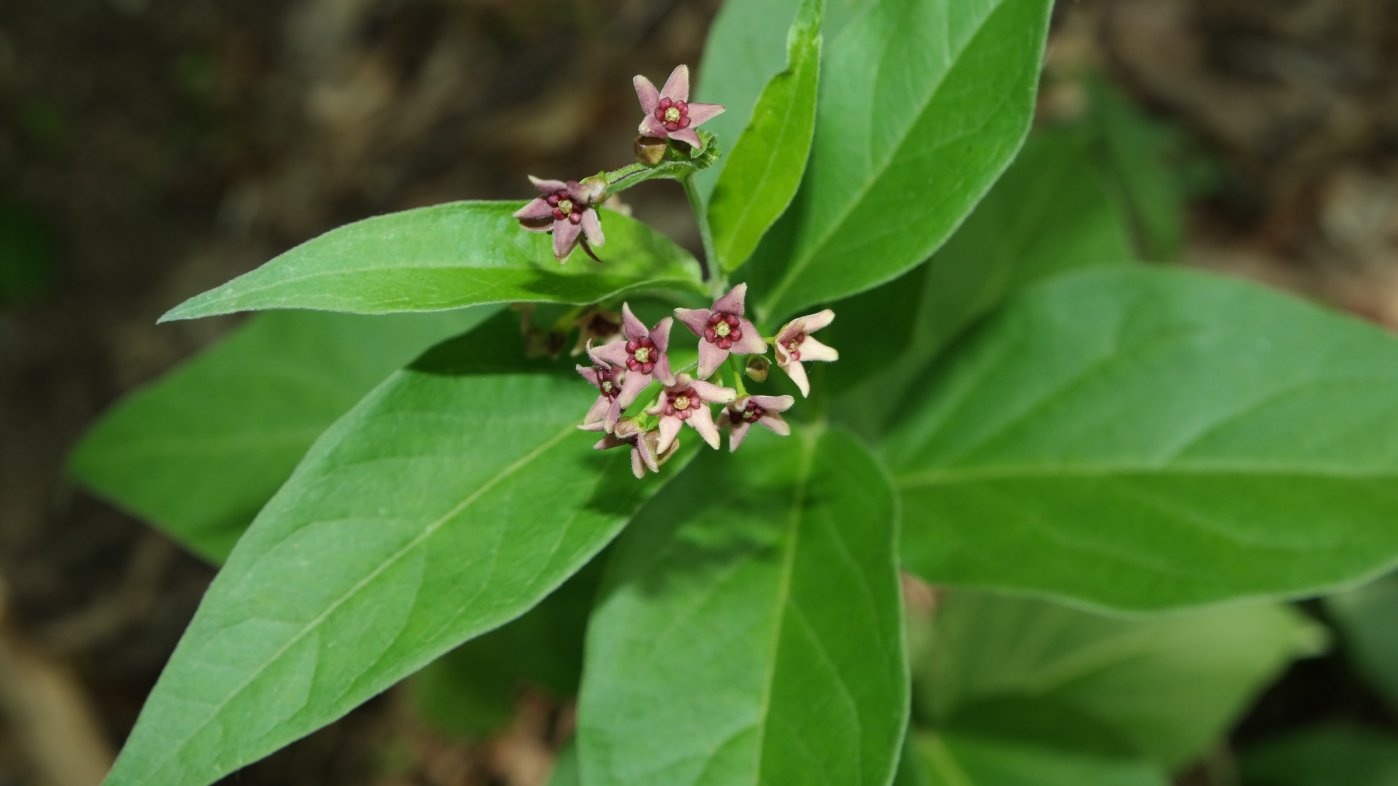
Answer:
[{"left": 576, "top": 284, "right": 837, "bottom": 478}]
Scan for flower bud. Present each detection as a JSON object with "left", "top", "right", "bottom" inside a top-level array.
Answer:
[
  {"left": 578, "top": 175, "right": 608, "bottom": 204},
  {"left": 634, "top": 135, "right": 667, "bottom": 166},
  {"left": 744, "top": 355, "right": 771, "bottom": 383}
]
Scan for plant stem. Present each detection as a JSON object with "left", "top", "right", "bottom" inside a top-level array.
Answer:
[{"left": 681, "top": 175, "right": 717, "bottom": 285}]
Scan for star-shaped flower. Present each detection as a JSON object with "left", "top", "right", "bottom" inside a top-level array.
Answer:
[
  {"left": 633, "top": 65, "right": 725, "bottom": 150},
  {"left": 674, "top": 283, "right": 767, "bottom": 379},
  {"left": 589, "top": 303, "right": 675, "bottom": 407},
  {"left": 646, "top": 373, "right": 736, "bottom": 452},
  {"left": 774, "top": 309, "right": 838, "bottom": 397},
  {"left": 576, "top": 363, "right": 624, "bottom": 433},
  {"left": 512, "top": 175, "right": 605, "bottom": 261},
  {"left": 719, "top": 394, "right": 795, "bottom": 453},
  {"left": 584, "top": 418, "right": 676, "bottom": 479}
]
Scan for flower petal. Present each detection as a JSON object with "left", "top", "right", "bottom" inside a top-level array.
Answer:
[
  {"left": 669, "top": 127, "right": 703, "bottom": 149},
  {"left": 733, "top": 318, "right": 767, "bottom": 355},
  {"left": 636, "top": 433, "right": 660, "bottom": 473},
  {"left": 776, "top": 317, "right": 806, "bottom": 346},
  {"left": 801, "top": 309, "right": 836, "bottom": 333},
  {"left": 798, "top": 335, "right": 839, "bottom": 363},
  {"left": 605, "top": 400, "right": 622, "bottom": 433},
  {"left": 727, "top": 419, "right": 752, "bottom": 453},
  {"left": 749, "top": 394, "right": 795, "bottom": 413},
  {"left": 650, "top": 316, "right": 673, "bottom": 353},
  {"left": 583, "top": 396, "right": 609, "bottom": 426},
  {"left": 686, "top": 406, "right": 721, "bottom": 450},
  {"left": 617, "top": 370, "right": 650, "bottom": 409},
  {"left": 589, "top": 339, "right": 628, "bottom": 367},
  {"left": 639, "top": 116, "right": 669, "bottom": 138},
  {"left": 684, "top": 102, "right": 725, "bottom": 126},
  {"left": 580, "top": 208, "right": 605, "bottom": 247},
  {"left": 661, "top": 64, "right": 690, "bottom": 103},
  {"left": 758, "top": 413, "right": 790, "bottom": 436},
  {"left": 656, "top": 416, "right": 683, "bottom": 454},
  {"left": 692, "top": 379, "right": 737, "bottom": 405},
  {"left": 620, "top": 302, "right": 648, "bottom": 340},
  {"left": 783, "top": 359, "right": 810, "bottom": 397},
  {"left": 629, "top": 446, "right": 647, "bottom": 479},
  {"left": 553, "top": 219, "right": 582, "bottom": 260},
  {"left": 527, "top": 175, "right": 567, "bottom": 194},
  {"left": 696, "top": 340, "right": 729, "bottom": 380},
  {"left": 652, "top": 354, "right": 675, "bottom": 387},
  {"left": 566, "top": 180, "right": 591, "bottom": 204},
  {"left": 513, "top": 197, "right": 555, "bottom": 221},
  {"left": 633, "top": 74, "right": 660, "bottom": 115},
  {"left": 713, "top": 282, "right": 747, "bottom": 316},
  {"left": 673, "top": 307, "right": 712, "bottom": 337},
  {"left": 575, "top": 364, "right": 600, "bottom": 386}
]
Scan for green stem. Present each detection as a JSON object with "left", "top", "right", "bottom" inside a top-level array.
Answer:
[{"left": 681, "top": 175, "right": 718, "bottom": 285}]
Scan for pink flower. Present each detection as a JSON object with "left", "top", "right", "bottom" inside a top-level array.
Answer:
[
  {"left": 719, "top": 395, "right": 795, "bottom": 453},
  {"left": 584, "top": 418, "right": 676, "bottom": 480},
  {"left": 633, "top": 65, "right": 725, "bottom": 150},
  {"left": 513, "top": 175, "right": 605, "bottom": 261},
  {"left": 589, "top": 303, "right": 675, "bottom": 407},
  {"left": 646, "top": 373, "right": 736, "bottom": 452},
  {"left": 774, "top": 309, "right": 838, "bottom": 397},
  {"left": 674, "top": 283, "right": 767, "bottom": 379},
  {"left": 576, "top": 363, "right": 624, "bottom": 433}
]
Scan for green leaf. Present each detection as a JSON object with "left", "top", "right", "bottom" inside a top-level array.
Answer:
[
  {"left": 748, "top": 0, "right": 1055, "bottom": 320},
  {"left": 159, "top": 202, "right": 702, "bottom": 322},
  {"left": 915, "top": 591, "right": 1322, "bottom": 767},
  {"left": 887, "top": 267, "right": 1398, "bottom": 610},
  {"left": 831, "top": 127, "right": 1135, "bottom": 436},
  {"left": 548, "top": 742, "right": 581, "bottom": 786},
  {"left": 577, "top": 428, "right": 906, "bottom": 785},
  {"left": 69, "top": 309, "right": 492, "bottom": 561},
  {"left": 708, "top": 0, "right": 823, "bottom": 273},
  {"left": 911, "top": 732, "right": 1169, "bottom": 786},
  {"left": 102, "top": 314, "right": 688, "bottom": 786},
  {"left": 1325, "top": 575, "right": 1398, "bottom": 712},
  {"left": 1241, "top": 725, "right": 1398, "bottom": 786}
]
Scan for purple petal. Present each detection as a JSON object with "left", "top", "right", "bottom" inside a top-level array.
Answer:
[
  {"left": 605, "top": 400, "right": 622, "bottom": 433},
  {"left": 799, "top": 335, "right": 839, "bottom": 362},
  {"left": 513, "top": 197, "right": 555, "bottom": 221},
  {"left": 639, "top": 116, "right": 669, "bottom": 138},
  {"left": 670, "top": 127, "right": 703, "bottom": 149},
  {"left": 581, "top": 208, "right": 605, "bottom": 247},
  {"left": 620, "top": 302, "right": 648, "bottom": 340},
  {"left": 565, "top": 181, "right": 590, "bottom": 204},
  {"left": 652, "top": 353, "right": 675, "bottom": 387},
  {"left": 656, "top": 417, "right": 683, "bottom": 454},
  {"left": 617, "top": 371, "right": 650, "bottom": 408},
  {"left": 758, "top": 413, "right": 790, "bottom": 436},
  {"left": 687, "top": 406, "right": 721, "bottom": 450},
  {"left": 691, "top": 379, "right": 736, "bottom": 405},
  {"left": 776, "top": 317, "right": 806, "bottom": 346},
  {"left": 661, "top": 64, "right": 690, "bottom": 103},
  {"left": 583, "top": 396, "right": 609, "bottom": 426},
  {"left": 633, "top": 74, "right": 660, "bottom": 115},
  {"left": 696, "top": 340, "right": 729, "bottom": 380},
  {"left": 650, "top": 316, "right": 672, "bottom": 353},
  {"left": 553, "top": 220, "right": 582, "bottom": 260},
  {"left": 783, "top": 359, "right": 810, "bottom": 398},
  {"left": 727, "top": 419, "right": 752, "bottom": 453},
  {"left": 732, "top": 318, "right": 767, "bottom": 355},
  {"left": 713, "top": 282, "right": 747, "bottom": 316},
  {"left": 749, "top": 394, "right": 795, "bottom": 413},
  {"left": 684, "top": 102, "right": 725, "bottom": 126},
  {"left": 801, "top": 309, "right": 836, "bottom": 333},
  {"left": 575, "top": 364, "right": 600, "bottom": 386},
  {"left": 589, "top": 339, "right": 628, "bottom": 367},
  {"left": 673, "top": 307, "right": 711, "bottom": 337},
  {"left": 527, "top": 175, "right": 567, "bottom": 194}
]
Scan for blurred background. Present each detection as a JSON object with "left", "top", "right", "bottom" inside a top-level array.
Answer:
[{"left": 1, "top": 1, "right": 1396, "bottom": 784}]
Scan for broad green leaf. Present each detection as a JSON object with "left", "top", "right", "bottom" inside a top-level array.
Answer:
[
  {"left": 911, "top": 732, "right": 1169, "bottom": 786},
  {"left": 103, "top": 314, "right": 688, "bottom": 786},
  {"left": 887, "top": 267, "right": 1398, "bottom": 610},
  {"left": 160, "top": 202, "right": 702, "bottom": 322},
  {"left": 749, "top": 0, "right": 1054, "bottom": 320},
  {"left": 916, "top": 592, "right": 1321, "bottom": 767},
  {"left": 69, "top": 309, "right": 491, "bottom": 561},
  {"left": 548, "top": 742, "right": 581, "bottom": 786},
  {"left": 832, "top": 128, "right": 1135, "bottom": 436},
  {"left": 1241, "top": 725, "right": 1398, "bottom": 786},
  {"left": 577, "top": 428, "right": 906, "bottom": 786},
  {"left": 1325, "top": 575, "right": 1398, "bottom": 712},
  {"left": 708, "top": 0, "right": 823, "bottom": 272}
]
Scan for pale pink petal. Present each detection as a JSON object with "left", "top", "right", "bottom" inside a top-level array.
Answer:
[
  {"left": 620, "top": 302, "right": 648, "bottom": 340},
  {"left": 749, "top": 394, "right": 795, "bottom": 412},
  {"left": 629, "top": 448, "right": 646, "bottom": 479},
  {"left": 670, "top": 127, "right": 703, "bottom": 149},
  {"left": 687, "top": 406, "right": 721, "bottom": 449},
  {"left": 639, "top": 116, "right": 669, "bottom": 138},
  {"left": 514, "top": 197, "right": 555, "bottom": 221},
  {"left": 773, "top": 340, "right": 792, "bottom": 366},
  {"left": 733, "top": 318, "right": 767, "bottom": 355},
  {"left": 656, "top": 417, "right": 683, "bottom": 454},
  {"left": 784, "top": 359, "right": 810, "bottom": 397},
  {"left": 650, "top": 317, "right": 672, "bottom": 353},
  {"left": 727, "top": 419, "right": 752, "bottom": 453},
  {"left": 673, "top": 307, "right": 712, "bottom": 336},
  {"left": 652, "top": 354, "right": 675, "bottom": 387},
  {"left": 758, "top": 413, "right": 790, "bottom": 436},
  {"left": 604, "top": 400, "right": 622, "bottom": 433},
  {"left": 617, "top": 371, "right": 650, "bottom": 408},
  {"left": 575, "top": 364, "right": 601, "bottom": 387},
  {"left": 633, "top": 74, "right": 660, "bottom": 115},
  {"left": 684, "top": 102, "right": 725, "bottom": 126},
  {"left": 801, "top": 309, "right": 836, "bottom": 332},
  {"left": 798, "top": 335, "right": 839, "bottom": 363},
  {"left": 583, "top": 396, "right": 609, "bottom": 425},
  {"left": 713, "top": 283, "right": 748, "bottom": 315},
  {"left": 661, "top": 64, "right": 690, "bottom": 103},
  {"left": 635, "top": 435, "right": 659, "bottom": 473},
  {"left": 527, "top": 175, "right": 567, "bottom": 194},
  {"left": 565, "top": 181, "right": 590, "bottom": 204},
  {"left": 697, "top": 340, "right": 729, "bottom": 380},
  {"left": 580, "top": 208, "right": 605, "bottom": 247},
  {"left": 589, "top": 339, "right": 628, "bottom": 367},
  {"left": 691, "top": 379, "right": 737, "bottom": 404},
  {"left": 553, "top": 220, "right": 582, "bottom": 259}
]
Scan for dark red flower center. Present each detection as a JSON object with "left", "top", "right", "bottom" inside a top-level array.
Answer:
[
  {"left": 626, "top": 336, "right": 658, "bottom": 375},
  {"left": 656, "top": 97, "right": 691, "bottom": 133},
  {"left": 663, "top": 386, "right": 701, "bottom": 421},
  {"left": 593, "top": 366, "right": 620, "bottom": 400},
  {"left": 783, "top": 332, "right": 806, "bottom": 361},
  {"left": 703, "top": 312, "right": 743, "bottom": 350},
  {"left": 546, "top": 190, "right": 583, "bottom": 225},
  {"left": 735, "top": 400, "right": 766, "bottom": 423}
]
